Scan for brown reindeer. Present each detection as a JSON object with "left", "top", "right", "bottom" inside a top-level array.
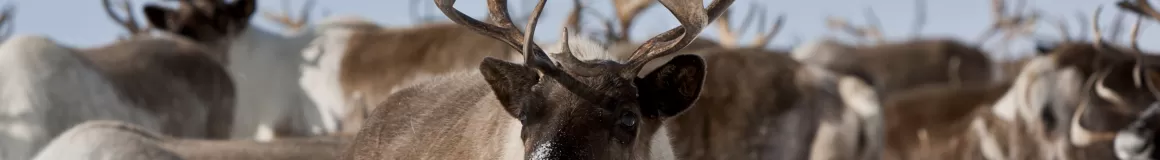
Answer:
[
  {"left": 80, "top": 0, "right": 254, "bottom": 139},
  {"left": 340, "top": 0, "right": 734, "bottom": 159},
  {"left": 793, "top": 0, "right": 993, "bottom": 99},
  {"left": 884, "top": 4, "right": 1160, "bottom": 159}
]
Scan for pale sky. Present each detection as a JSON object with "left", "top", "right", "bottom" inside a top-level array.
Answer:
[{"left": 5, "top": 0, "right": 1158, "bottom": 60}]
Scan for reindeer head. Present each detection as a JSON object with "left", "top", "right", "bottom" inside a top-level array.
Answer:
[
  {"left": 142, "top": 0, "right": 255, "bottom": 51},
  {"left": 435, "top": 0, "right": 731, "bottom": 159}
]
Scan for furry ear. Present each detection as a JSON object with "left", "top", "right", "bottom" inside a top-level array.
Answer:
[
  {"left": 636, "top": 54, "right": 707, "bottom": 118},
  {"left": 142, "top": 5, "right": 175, "bottom": 31},
  {"left": 479, "top": 57, "right": 540, "bottom": 119}
]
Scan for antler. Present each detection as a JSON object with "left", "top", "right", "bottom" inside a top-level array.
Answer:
[
  {"left": 749, "top": 13, "right": 785, "bottom": 49},
  {"left": 622, "top": 0, "right": 734, "bottom": 77},
  {"left": 263, "top": 0, "right": 314, "bottom": 31},
  {"left": 1119, "top": 0, "right": 1160, "bottom": 22},
  {"left": 976, "top": 0, "right": 1038, "bottom": 44},
  {"left": 103, "top": 0, "right": 149, "bottom": 37},
  {"left": 863, "top": 7, "right": 884, "bottom": 43},
  {"left": 714, "top": 4, "right": 759, "bottom": 48},
  {"left": 611, "top": 0, "right": 657, "bottom": 42},
  {"left": 1055, "top": 16, "right": 1072, "bottom": 42}
]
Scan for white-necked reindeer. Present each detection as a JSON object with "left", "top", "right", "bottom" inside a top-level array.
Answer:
[
  {"left": 0, "top": 0, "right": 253, "bottom": 159},
  {"left": 340, "top": 0, "right": 734, "bottom": 159}
]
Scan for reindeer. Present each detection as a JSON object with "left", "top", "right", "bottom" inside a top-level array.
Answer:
[
  {"left": 339, "top": 0, "right": 735, "bottom": 159},
  {"left": 0, "top": 0, "right": 252, "bottom": 159},
  {"left": 300, "top": 0, "right": 567, "bottom": 137},
  {"left": 791, "top": 0, "right": 994, "bottom": 99},
  {"left": 883, "top": 3, "right": 1160, "bottom": 159},
  {"left": 31, "top": 121, "right": 350, "bottom": 160}
]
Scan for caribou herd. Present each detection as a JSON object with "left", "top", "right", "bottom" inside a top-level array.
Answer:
[{"left": 0, "top": 0, "right": 1157, "bottom": 159}]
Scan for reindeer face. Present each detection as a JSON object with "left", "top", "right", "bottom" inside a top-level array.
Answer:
[
  {"left": 481, "top": 54, "right": 705, "bottom": 160},
  {"left": 142, "top": 0, "right": 256, "bottom": 49},
  {"left": 435, "top": 0, "right": 731, "bottom": 158}
]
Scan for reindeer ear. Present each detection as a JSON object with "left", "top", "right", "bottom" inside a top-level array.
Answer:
[
  {"left": 480, "top": 57, "right": 540, "bottom": 118},
  {"left": 229, "top": 0, "right": 258, "bottom": 19},
  {"left": 636, "top": 54, "right": 706, "bottom": 118},
  {"left": 143, "top": 5, "right": 175, "bottom": 31}
]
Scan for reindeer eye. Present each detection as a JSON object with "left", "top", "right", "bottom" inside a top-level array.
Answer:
[{"left": 618, "top": 113, "right": 637, "bottom": 127}]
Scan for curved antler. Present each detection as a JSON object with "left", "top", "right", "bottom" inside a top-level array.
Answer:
[{"left": 621, "top": 0, "right": 735, "bottom": 78}]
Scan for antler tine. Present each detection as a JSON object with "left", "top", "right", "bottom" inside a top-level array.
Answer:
[
  {"left": 1056, "top": 17, "right": 1072, "bottom": 42},
  {"left": 1130, "top": 16, "right": 1142, "bottom": 51},
  {"left": 864, "top": 7, "right": 884, "bottom": 44},
  {"left": 623, "top": 0, "right": 734, "bottom": 77},
  {"left": 613, "top": 0, "right": 657, "bottom": 41},
  {"left": 435, "top": 0, "right": 535, "bottom": 54},
  {"left": 750, "top": 13, "right": 785, "bottom": 49},
  {"left": 1093, "top": 6, "right": 1109, "bottom": 50},
  {"left": 1109, "top": 11, "right": 1127, "bottom": 43},
  {"left": 991, "top": 0, "right": 1006, "bottom": 24},
  {"left": 564, "top": 0, "right": 582, "bottom": 33},
  {"left": 714, "top": 4, "right": 758, "bottom": 48},
  {"left": 912, "top": 0, "right": 926, "bottom": 37},
  {"left": 1076, "top": 11, "right": 1090, "bottom": 40},
  {"left": 1117, "top": 0, "right": 1160, "bottom": 22},
  {"left": 296, "top": 0, "right": 315, "bottom": 29},
  {"left": 734, "top": 4, "right": 760, "bottom": 39},
  {"left": 103, "top": 0, "right": 144, "bottom": 35},
  {"left": 714, "top": 8, "right": 738, "bottom": 47}
]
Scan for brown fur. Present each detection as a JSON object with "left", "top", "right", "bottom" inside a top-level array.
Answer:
[
  {"left": 854, "top": 39, "right": 992, "bottom": 95},
  {"left": 663, "top": 48, "right": 816, "bottom": 160},
  {"left": 338, "top": 71, "right": 521, "bottom": 160},
  {"left": 337, "top": 22, "right": 516, "bottom": 118},
  {"left": 802, "top": 39, "right": 994, "bottom": 98},
  {"left": 79, "top": 38, "right": 236, "bottom": 139},
  {"left": 882, "top": 83, "right": 1014, "bottom": 159}
]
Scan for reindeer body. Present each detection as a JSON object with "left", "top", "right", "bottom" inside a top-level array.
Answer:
[
  {"left": 338, "top": 71, "right": 525, "bottom": 160},
  {"left": 31, "top": 121, "right": 349, "bottom": 160},
  {"left": 793, "top": 38, "right": 994, "bottom": 97},
  {"left": 80, "top": 37, "right": 236, "bottom": 139},
  {"left": 0, "top": 36, "right": 159, "bottom": 160},
  {"left": 632, "top": 47, "right": 882, "bottom": 160}
]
